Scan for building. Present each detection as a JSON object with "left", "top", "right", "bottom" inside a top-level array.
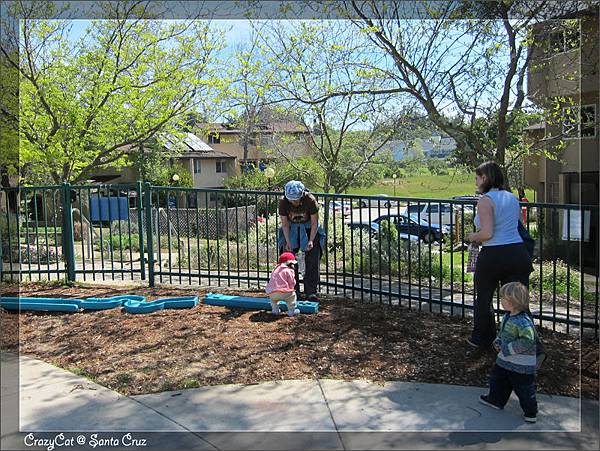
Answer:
[
  {"left": 524, "top": 7, "right": 598, "bottom": 273},
  {"left": 194, "top": 119, "right": 311, "bottom": 173},
  {"left": 380, "top": 135, "right": 456, "bottom": 161}
]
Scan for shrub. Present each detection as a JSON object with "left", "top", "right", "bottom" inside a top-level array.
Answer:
[
  {"left": 110, "top": 220, "right": 139, "bottom": 235},
  {"left": 6, "top": 244, "right": 61, "bottom": 263},
  {"left": 530, "top": 259, "right": 581, "bottom": 297},
  {"left": 95, "top": 234, "right": 140, "bottom": 253}
]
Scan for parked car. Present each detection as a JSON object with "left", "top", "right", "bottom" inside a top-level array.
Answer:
[
  {"left": 405, "top": 202, "right": 457, "bottom": 227},
  {"left": 451, "top": 195, "right": 479, "bottom": 213},
  {"left": 373, "top": 214, "right": 448, "bottom": 243},
  {"left": 320, "top": 200, "right": 352, "bottom": 217},
  {"left": 346, "top": 220, "right": 419, "bottom": 242},
  {"left": 356, "top": 194, "right": 392, "bottom": 208},
  {"left": 347, "top": 220, "right": 380, "bottom": 237}
]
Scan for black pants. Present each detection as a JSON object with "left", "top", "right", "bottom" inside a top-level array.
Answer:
[
  {"left": 487, "top": 364, "right": 537, "bottom": 417},
  {"left": 280, "top": 239, "right": 321, "bottom": 297},
  {"left": 471, "top": 243, "right": 534, "bottom": 346}
]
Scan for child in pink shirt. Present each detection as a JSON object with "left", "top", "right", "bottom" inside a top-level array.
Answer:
[{"left": 265, "top": 252, "right": 300, "bottom": 317}]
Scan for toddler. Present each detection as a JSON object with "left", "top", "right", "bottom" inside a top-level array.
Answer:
[
  {"left": 265, "top": 252, "right": 300, "bottom": 317},
  {"left": 479, "top": 282, "right": 538, "bottom": 423}
]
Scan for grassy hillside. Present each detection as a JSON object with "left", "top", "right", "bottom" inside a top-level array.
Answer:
[
  {"left": 347, "top": 173, "right": 535, "bottom": 200},
  {"left": 347, "top": 172, "right": 475, "bottom": 199}
]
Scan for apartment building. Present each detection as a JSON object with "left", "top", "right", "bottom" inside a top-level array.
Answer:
[{"left": 524, "top": 7, "right": 598, "bottom": 272}]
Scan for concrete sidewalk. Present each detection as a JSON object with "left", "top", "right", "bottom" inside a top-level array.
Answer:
[{"left": 1, "top": 353, "right": 598, "bottom": 450}]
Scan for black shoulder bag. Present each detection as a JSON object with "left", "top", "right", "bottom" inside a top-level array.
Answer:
[{"left": 518, "top": 221, "right": 535, "bottom": 260}]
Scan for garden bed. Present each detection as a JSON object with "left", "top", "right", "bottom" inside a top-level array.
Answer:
[{"left": 1, "top": 282, "right": 597, "bottom": 399}]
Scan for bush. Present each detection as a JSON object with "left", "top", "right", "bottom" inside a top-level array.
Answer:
[
  {"left": 95, "top": 234, "right": 140, "bottom": 253},
  {"left": 110, "top": 220, "right": 139, "bottom": 235},
  {"left": 5, "top": 244, "right": 61, "bottom": 263},
  {"left": 530, "top": 259, "right": 581, "bottom": 298}
]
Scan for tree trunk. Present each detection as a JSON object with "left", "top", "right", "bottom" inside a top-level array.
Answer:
[{"left": 1, "top": 172, "right": 18, "bottom": 213}]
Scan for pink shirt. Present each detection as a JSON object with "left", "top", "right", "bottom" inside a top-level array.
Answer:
[{"left": 265, "top": 264, "right": 296, "bottom": 294}]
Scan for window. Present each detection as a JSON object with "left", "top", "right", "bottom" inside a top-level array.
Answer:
[
  {"left": 546, "top": 24, "right": 580, "bottom": 56},
  {"left": 563, "top": 105, "right": 597, "bottom": 139},
  {"left": 208, "top": 133, "right": 220, "bottom": 144},
  {"left": 407, "top": 205, "right": 423, "bottom": 214},
  {"left": 193, "top": 159, "right": 201, "bottom": 174},
  {"left": 216, "top": 160, "right": 226, "bottom": 173}
]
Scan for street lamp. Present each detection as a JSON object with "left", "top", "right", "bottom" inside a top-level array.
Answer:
[
  {"left": 392, "top": 173, "right": 398, "bottom": 197},
  {"left": 172, "top": 173, "right": 180, "bottom": 183},
  {"left": 264, "top": 167, "right": 275, "bottom": 191}
]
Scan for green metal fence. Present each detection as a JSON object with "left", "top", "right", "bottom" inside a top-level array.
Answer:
[{"left": 1, "top": 183, "right": 598, "bottom": 335}]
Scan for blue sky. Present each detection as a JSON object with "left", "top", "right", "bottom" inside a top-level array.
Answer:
[{"left": 65, "top": 18, "right": 255, "bottom": 52}]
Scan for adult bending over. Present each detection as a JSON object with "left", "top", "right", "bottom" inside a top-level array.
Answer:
[{"left": 278, "top": 180, "right": 325, "bottom": 301}]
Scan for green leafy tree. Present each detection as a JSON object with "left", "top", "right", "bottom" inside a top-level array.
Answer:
[
  {"left": 278, "top": 0, "right": 584, "bottom": 171},
  {"left": 3, "top": 1, "right": 224, "bottom": 184},
  {"left": 253, "top": 20, "right": 405, "bottom": 194}
]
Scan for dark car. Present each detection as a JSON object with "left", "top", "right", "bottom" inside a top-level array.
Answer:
[
  {"left": 347, "top": 220, "right": 380, "bottom": 237},
  {"left": 373, "top": 214, "right": 447, "bottom": 243}
]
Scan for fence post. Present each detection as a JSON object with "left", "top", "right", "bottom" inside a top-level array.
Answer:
[
  {"left": 61, "top": 182, "right": 76, "bottom": 282},
  {"left": 144, "top": 182, "right": 155, "bottom": 287},
  {"left": 136, "top": 181, "right": 146, "bottom": 281}
]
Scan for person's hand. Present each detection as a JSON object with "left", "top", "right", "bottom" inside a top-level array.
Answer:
[
  {"left": 493, "top": 343, "right": 501, "bottom": 352},
  {"left": 306, "top": 240, "right": 314, "bottom": 251},
  {"left": 467, "top": 232, "right": 479, "bottom": 245}
]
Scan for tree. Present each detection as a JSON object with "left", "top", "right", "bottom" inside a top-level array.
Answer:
[
  {"left": 301, "top": 0, "right": 583, "bottom": 170},
  {"left": 224, "top": 36, "right": 274, "bottom": 165},
  {"left": 2, "top": 1, "right": 224, "bottom": 184},
  {"left": 254, "top": 19, "right": 408, "bottom": 194}
]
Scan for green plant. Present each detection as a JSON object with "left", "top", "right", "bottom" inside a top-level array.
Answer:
[
  {"left": 110, "top": 220, "right": 139, "bottom": 235},
  {"left": 530, "top": 259, "right": 581, "bottom": 297},
  {"left": 95, "top": 234, "right": 140, "bottom": 252},
  {"left": 180, "top": 378, "right": 200, "bottom": 389}
]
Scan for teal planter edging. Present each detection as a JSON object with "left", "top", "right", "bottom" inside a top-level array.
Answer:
[{"left": 203, "top": 293, "right": 319, "bottom": 314}]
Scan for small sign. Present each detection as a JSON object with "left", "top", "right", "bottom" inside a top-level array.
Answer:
[
  {"left": 561, "top": 210, "right": 591, "bottom": 242},
  {"left": 90, "top": 196, "right": 129, "bottom": 222}
]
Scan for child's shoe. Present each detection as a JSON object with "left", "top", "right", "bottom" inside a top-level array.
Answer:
[
  {"left": 270, "top": 302, "right": 281, "bottom": 315},
  {"left": 524, "top": 415, "right": 537, "bottom": 423},
  {"left": 288, "top": 308, "right": 300, "bottom": 317},
  {"left": 479, "top": 395, "right": 502, "bottom": 410}
]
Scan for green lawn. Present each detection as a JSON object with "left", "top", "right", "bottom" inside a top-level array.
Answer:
[{"left": 347, "top": 173, "right": 535, "bottom": 200}]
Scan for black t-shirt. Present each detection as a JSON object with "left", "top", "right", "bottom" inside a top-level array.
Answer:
[{"left": 278, "top": 193, "right": 319, "bottom": 223}]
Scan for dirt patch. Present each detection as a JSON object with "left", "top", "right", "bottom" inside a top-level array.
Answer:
[{"left": 1, "top": 282, "right": 597, "bottom": 399}]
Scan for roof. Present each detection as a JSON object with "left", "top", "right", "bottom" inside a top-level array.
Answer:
[
  {"left": 163, "top": 132, "right": 235, "bottom": 159},
  {"left": 524, "top": 122, "right": 546, "bottom": 131},
  {"left": 174, "top": 150, "right": 235, "bottom": 160},
  {"left": 164, "top": 132, "right": 214, "bottom": 152},
  {"left": 195, "top": 121, "right": 308, "bottom": 135}
]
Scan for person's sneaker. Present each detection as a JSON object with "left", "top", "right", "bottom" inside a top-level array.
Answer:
[
  {"left": 271, "top": 307, "right": 281, "bottom": 315},
  {"left": 479, "top": 395, "right": 502, "bottom": 410},
  {"left": 536, "top": 352, "right": 547, "bottom": 370},
  {"left": 524, "top": 415, "right": 537, "bottom": 423},
  {"left": 466, "top": 338, "right": 480, "bottom": 348},
  {"left": 288, "top": 308, "right": 300, "bottom": 317}
]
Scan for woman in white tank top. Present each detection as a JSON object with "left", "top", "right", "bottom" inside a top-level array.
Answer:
[{"left": 465, "top": 162, "right": 538, "bottom": 354}]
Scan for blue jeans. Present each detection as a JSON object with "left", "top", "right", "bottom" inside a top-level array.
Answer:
[{"left": 487, "top": 364, "right": 537, "bottom": 417}]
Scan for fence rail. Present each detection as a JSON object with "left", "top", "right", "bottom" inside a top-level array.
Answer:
[{"left": 1, "top": 183, "right": 598, "bottom": 336}]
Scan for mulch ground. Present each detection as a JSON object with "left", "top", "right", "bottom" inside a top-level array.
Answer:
[{"left": 1, "top": 282, "right": 597, "bottom": 399}]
